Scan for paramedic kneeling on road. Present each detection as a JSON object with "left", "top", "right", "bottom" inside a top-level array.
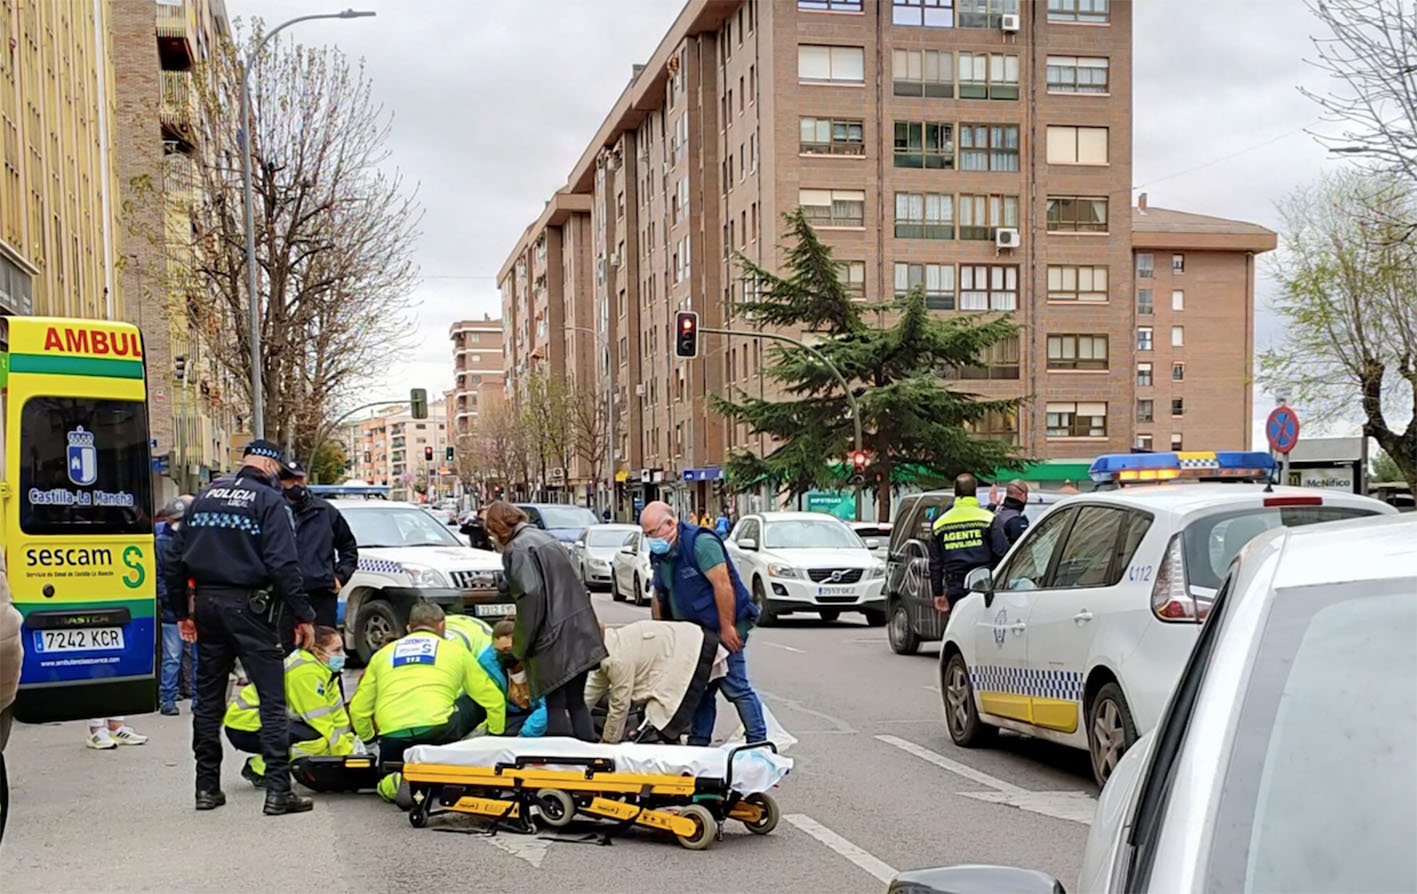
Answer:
[
  {"left": 640, "top": 501, "right": 765, "bottom": 746},
  {"left": 348, "top": 602, "right": 506, "bottom": 765},
  {"left": 928, "top": 473, "right": 1009, "bottom": 617},
  {"left": 223, "top": 625, "right": 354, "bottom": 787}
]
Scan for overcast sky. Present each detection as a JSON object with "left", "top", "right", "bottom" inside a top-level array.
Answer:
[{"left": 229, "top": 0, "right": 1349, "bottom": 447}]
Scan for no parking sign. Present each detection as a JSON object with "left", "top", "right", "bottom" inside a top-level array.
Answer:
[{"left": 1266, "top": 405, "right": 1301, "bottom": 455}]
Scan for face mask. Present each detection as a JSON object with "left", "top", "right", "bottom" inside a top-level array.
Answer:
[
  {"left": 648, "top": 537, "right": 671, "bottom": 556},
  {"left": 497, "top": 651, "right": 517, "bottom": 667},
  {"left": 285, "top": 485, "right": 308, "bottom": 504},
  {"left": 326, "top": 653, "right": 346, "bottom": 673}
]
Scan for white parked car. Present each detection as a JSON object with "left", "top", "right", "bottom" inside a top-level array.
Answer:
[
  {"left": 610, "top": 529, "right": 654, "bottom": 607},
  {"left": 726, "top": 511, "right": 886, "bottom": 626},
  {"left": 893, "top": 512, "right": 1417, "bottom": 894},
  {"left": 332, "top": 499, "right": 510, "bottom": 664},
  {"left": 572, "top": 523, "right": 638, "bottom": 589},
  {"left": 849, "top": 521, "right": 892, "bottom": 560},
  {"left": 938, "top": 480, "right": 1395, "bottom": 785}
]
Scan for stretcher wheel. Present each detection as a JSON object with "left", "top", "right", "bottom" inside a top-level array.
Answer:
[
  {"left": 408, "top": 800, "right": 429, "bottom": 829},
  {"left": 742, "top": 793, "right": 779, "bottom": 835},
  {"left": 535, "top": 788, "right": 576, "bottom": 828},
  {"left": 675, "top": 804, "right": 717, "bottom": 850}
]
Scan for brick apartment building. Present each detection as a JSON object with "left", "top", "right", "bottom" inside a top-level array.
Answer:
[
  {"left": 498, "top": 0, "right": 1274, "bottom": 515},
  {"left": 449, "top": 316, "right": 507, "bottom": 436}
]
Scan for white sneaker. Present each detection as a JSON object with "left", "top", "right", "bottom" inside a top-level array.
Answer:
[
  {"left": 110, "top": 726, "right": 148, "bottom": 746},
  {"left": 87, "top": 729, "right": 117, "bottom": 750}
]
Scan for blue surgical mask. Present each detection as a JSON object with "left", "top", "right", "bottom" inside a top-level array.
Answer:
[
  {"left": 326, "top": 653, "right": 346, "bottom": 673},
  {"left": 648, "top": 537, "right": 671, "bottom": 555}
]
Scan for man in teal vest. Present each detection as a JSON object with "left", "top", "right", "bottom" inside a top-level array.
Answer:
[
  {"left": 641, "top": 501, "right": 764, "bottom": 746},
  {"left": 928, "top": 473, "right": 1010, "bottom": 617}
]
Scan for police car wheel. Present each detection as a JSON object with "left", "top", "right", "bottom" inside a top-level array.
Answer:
[
  {"left": 1087, "top": 683, "right": 1137, "bottom": 787},
  {"left": 356, "top": 600, "right": 401, "bottom": 663},
  {"left": 942, "top": 652, "right": 995, "bottom": 747},
  {"left": 752, "top": 578, "right": 778, "bottom": 627},
  {"left": 888, "top": 601, "right": 920, "bottom": 655}
]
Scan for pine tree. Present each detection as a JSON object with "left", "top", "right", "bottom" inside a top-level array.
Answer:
[{"left": 715, "top": 209, "right": 1026, "bottom": 519}]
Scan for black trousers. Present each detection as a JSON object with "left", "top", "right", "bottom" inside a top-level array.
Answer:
[
  {"left": 544, "top": 670, "right": 594, "bottom": 741},
  {"left": 280, "top": 591, "right": 338, "bottom": 651},
  {"left": 225, "top": 720, "right": 323, "bottom": 758},
  {"left": 377, "top": 695, "right": 485, "bottom": 766},
  {"left": 193, "top": 590, "right": 291, "bottom": 795}
]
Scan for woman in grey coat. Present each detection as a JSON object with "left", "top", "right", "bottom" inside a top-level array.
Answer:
[{"left": 485, "top": 502, "right": 607, "bottom": 741}]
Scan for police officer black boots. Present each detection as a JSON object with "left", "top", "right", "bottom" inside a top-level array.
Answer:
[
  {"left": 263, "top": 790, "right": 314, "bottom": 815},
  {"left": 195, "top": 789, "right": 226, "bottom": 810}
]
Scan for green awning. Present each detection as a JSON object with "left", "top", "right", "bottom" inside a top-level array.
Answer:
[{"left": 991, "top": 460, "right": 1092, "bottom": 483}]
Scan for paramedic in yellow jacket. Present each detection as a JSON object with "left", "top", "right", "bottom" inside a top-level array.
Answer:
[
  {"left": 223, "top": 626, "right": 354, "bottom": 787},
  {"left": 349, "top": 602, "right": 506, "bottom": 765},
  {"left": 443, "top": 612, "right": 494, "bottom": 657}
]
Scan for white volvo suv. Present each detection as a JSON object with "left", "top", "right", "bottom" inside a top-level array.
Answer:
[{"left": 726, "top": 511, "right": 886, "bottom": 626}]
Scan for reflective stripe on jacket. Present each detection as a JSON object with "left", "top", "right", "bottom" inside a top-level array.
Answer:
[
  {"left": 221, "top": 649, "right": 355, "bottom": 756},
  {"left": 445, "top": 614, "right": 493, "bottom": 657},
  {"left": 928, "top": 496, "right": 1008, "bottom": 602}
]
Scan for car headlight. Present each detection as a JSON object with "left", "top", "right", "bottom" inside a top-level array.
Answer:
[
  {"left": 402, "top": 564, "right": 449, "bottom": 588},
  {"left": 590, "top": 558, "right": 610, "bottom": 570},
  {"left": 767, "top": 563, "right": 800, "bottom": 579},
  {"left": 866, "top": 562, "right": 886, "bottom": 580}
]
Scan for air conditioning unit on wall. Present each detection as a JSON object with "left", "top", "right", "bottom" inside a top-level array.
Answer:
[
  {"left": 1001, "top": 13, "right": 1020, "bottom": 32},
  {"left": 995, "top": 228, "right": 1022, "bottom": 250}
]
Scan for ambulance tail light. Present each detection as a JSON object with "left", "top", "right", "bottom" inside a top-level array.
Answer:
[{"left": 1151, "top": 534, "right": 1202, "bottom": 623}]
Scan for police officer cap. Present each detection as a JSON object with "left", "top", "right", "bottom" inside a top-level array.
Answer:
[
  {"left": 243, "top": 438, "right": 292, "bottom": 472},
  {"left": 158, "top": 497, "right": 188, "bottom": 520},
  {"left": 281, "top": 459, "right": 308, "bottom": 481}
]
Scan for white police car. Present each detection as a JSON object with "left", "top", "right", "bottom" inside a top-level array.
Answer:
[
  {"left": 938, "top": 451, "right": 1396, "bottom": 785},
  {"left": 328, "top": 496, "right": 507, "bottom": 664}
]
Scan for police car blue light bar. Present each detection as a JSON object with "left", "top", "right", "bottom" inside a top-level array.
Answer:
[{"left": 1089, "top": 451, "right": 1276, "bottom": 485}]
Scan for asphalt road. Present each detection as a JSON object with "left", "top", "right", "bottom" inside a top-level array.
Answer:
[{"left": 1, "top": 592, "right": 1095, "bottom": 893}]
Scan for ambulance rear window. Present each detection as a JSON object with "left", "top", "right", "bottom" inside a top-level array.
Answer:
[{"left": 18, "top": 396, "right": 153, "bottom": 536}]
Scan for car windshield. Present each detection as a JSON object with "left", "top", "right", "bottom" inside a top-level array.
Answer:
[
  {"left": 342, "top": 506, "right": 463, "bottom": 548},
  {"left": 535, "top": 506, "right": 601, "bottom": 529},
  {"left": 1183, "top": 506, "right": 1381, "bottom": 591},
  {"left": 1203, "top": 579, "right": 1416, "bottom": 892},
  {"left": 585, "top": 527, "right": 633, "bottom": 547},
  {"left": 763, "top": 519, "right": 862, "bottom": 550}
]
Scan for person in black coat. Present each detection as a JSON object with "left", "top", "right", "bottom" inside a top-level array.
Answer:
[
  {"left": 279, "top": 461, "right": 358, "bottom": 635},
  {"left": 485, "top": 502, "right": 606, "bottom": 741},
  {"left": 460, "top": 507, "right": 493, "bottom": 551}
]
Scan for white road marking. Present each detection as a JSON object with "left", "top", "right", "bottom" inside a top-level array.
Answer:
[
  {"left": 875, "top": 734, "right": 1025, "bottom": 793},
  {"left": 849, "top": 636, "right": 886, "bottom": 643},
  {"left": 482, "top": 831, "right": 551, "bottom": 867},
  {"left": 922, "top": 684, "right": 941, "bottom": 694},
  {"left": 760, "top": 641, "right": 805, "bottom": 653},
  {"left": 785, "top": 814, "right": 897, "bottom": 884}
]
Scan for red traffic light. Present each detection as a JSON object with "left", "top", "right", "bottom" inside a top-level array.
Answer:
[
  {"left": 851, "top": 450, "right": 867, "bottom": 471},
  {"left": 675, "top": 311, "right": 699, "bottom": 359},
  {"left": 424, "top": 445, "right": 434, "bottom": 461}
]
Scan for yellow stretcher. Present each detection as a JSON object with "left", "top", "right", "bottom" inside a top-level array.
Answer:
[{"left": 400, "top": 741, "right": 785, "bottom": 850}]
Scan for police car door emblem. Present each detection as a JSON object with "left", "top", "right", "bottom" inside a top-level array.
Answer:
[
  {"left": 993, "top": 609, "right": 1007, "bottom": 647},
  {"left": 67, "top": 426, "right": 98, "bottom": 486}
]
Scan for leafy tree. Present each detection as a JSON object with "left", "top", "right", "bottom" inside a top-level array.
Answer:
[
  {"left": 715, "top": 209, "right": 1026, "bottom": 520},
  {"left": 308, "top": 439, "right": 348, "bottom": 485},
  {"left": 1372, "top": 448, "right": 1402, "bottom": 483}
]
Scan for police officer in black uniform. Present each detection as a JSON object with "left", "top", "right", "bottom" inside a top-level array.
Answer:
[
  {"left": 278, "top": 460, "right": 358, "bottom": 637},
  {"left": 167, "top": 439, "right": 315, "bottom": 816}
]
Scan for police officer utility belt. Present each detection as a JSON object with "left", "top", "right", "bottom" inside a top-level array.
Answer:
[{"left": 199, "top": 585, "right": 279, "bottom": 625}]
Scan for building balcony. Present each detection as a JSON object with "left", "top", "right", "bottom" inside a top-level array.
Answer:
[
  {"left": 160, "top": 70, "right": 196, "bottom": 141},
  {"left": 155, "top": 1, "right": 195, "bottom": 70}
]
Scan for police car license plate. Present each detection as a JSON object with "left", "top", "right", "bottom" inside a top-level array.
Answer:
[
  {"left": 474, "top": 602, "right": 516, "bottom": 618},
  {"left": 34, "top": 627, "right": 124, "bottom": 653},
  {"left": 817, "top": 586, "right": 857, "bottom": 597}
]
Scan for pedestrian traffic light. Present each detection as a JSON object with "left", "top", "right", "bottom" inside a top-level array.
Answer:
[
  {"left": 410, "top": 387, "right": 428, "bottom": 419},
  {"left": 675, "top": 311, "right": 699, "bottom": 359},
  {"left": 445, "top": 445, "right": 455, "bottom": 462},
  {"left": 424, "top": 445, "right": 434, "bottom": 462}
]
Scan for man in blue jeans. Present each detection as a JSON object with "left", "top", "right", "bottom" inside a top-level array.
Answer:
[
  {"left": 640, "top": 501, "right": 766, "bottom": 746},
  {"left": 156, "top": 496, "right": 196, "bottom": 715}
]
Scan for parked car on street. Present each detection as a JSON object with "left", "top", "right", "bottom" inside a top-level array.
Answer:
[
  {"left": 515, "top": 502, "right": 602, "bottom": 547},
  {"left": 726, "top": 511, "right": 886, "bottom": 626},
  {"left": 892, "top": 511, "right": 1417, "bottom": 894},
  {"left": 610, "top": 529, "right": 655, "bottom": 607},
  {"left": 572, "top": 523, "right": 638, "bottom": 589},
  {"left": 849, "top": 521, "right": 892, "bottom": 559}
]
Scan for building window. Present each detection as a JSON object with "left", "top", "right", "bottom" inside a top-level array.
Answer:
[
  {"left": 799, "top": 45, "right": 865, "bottom": 84},
  {"left": 1138, "top": 327, "right": 1154, "bottom": 351},
  {"left": 800, "top": 0, "right": 863, "bottom": 10},
  {"left": 1046, "top": 56, "right": 1109, "bottom": 93},
  {"left": 959, "top": 264, "right": 1018, "bottom": 311},
  {"left": 893, "top": 121, "right": 954, "bottom": 168},
  {"left": 1047, "top": 265, "right": 1108, "bottom": 302},
  {"left": 1137, "top": 253, "right": 1154, "bottom": 279},
  {"left": 1046, "top": 126, "right": 1109, "bottom": 165},
  {"left": 958, "top": 0, "right": 1019, "bottom": 28},
  {"left": 893, "top": 0, "right": 955, "bottom": 27},
  {"left": 1172, "top": 253, "right": 1185, "bottom": 273},
  {"left": 1137, "top": 289, "right": 1153, "bottom": 315},
  {"left": 964, "top": 408, "right": 1019, "bottom": 443},
  {"left": 839, "top": 260, "right": 867, "bottom": 300},
  {"left": 1171, "top": 290, "right": 1184, "bottom": 311},
  {"left": 1047, "top": 334, "right": 1109, "bottom": 370},
  {"left": 953, "top": 336, "right": 1020, "bottom": 380},
  {"left": 958, "top": 124, "right": 1019, "bottom": 171},
  {"left": 892, "top": 49, "right": 953, "bottom": 97},
  {"left": 894, "top": 192, "right": 954, "bottom": 239},
  {"left": 800, "top": 117, "right": 865, "bottom": 155},
  {"left": 1047, "top": 196, "right": 1108, "bottom": 232},
  {"left": 958, "top": 53, "right": 1019, "bottom": 100},
  {"left": 1046, "top": 401, "right": 1108, "bottom": 438},
  {"left": 800, "top": 188, "right": 866, "bottom": 227},
  {"left": 1136, "top": 434, "right": 1153, "bottom": 451},
  {"left": 958, "top": 194, "right": 1019, "bottom": 240},
  {"left": 1171, "top": 398, "right": 1185, "bottom": 417},
  {"left": 1137, "top": 399, "right": 1154, "bottom": 423},
  {"left": 1048, "top": 0, "right": 1109, "bottom": 22},
  {"left": 1171, "top": 433, "right": 1184, "bottom": 450},
  {"left": 1137, "top": 362, "right": 1153, "bottom": 387},
  {"left": 894, "top": 262, "right": 956, "bottom": 310},
  {"left": 1172, "top": 362, "right": 1185, "bottom": 381},
  {"left": 1171, "top": 325, "right": 1184, "bottom": 347}
]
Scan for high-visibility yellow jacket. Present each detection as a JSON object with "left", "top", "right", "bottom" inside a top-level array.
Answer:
[
  {"left": 222, "top": 649, "right": 355, "bottom": 758},
  {"left": 348, "top": 629, "right": 505, "bottom": 740},
  {"left": 444, "top": 613, "right": 493, "bottom": 657}
]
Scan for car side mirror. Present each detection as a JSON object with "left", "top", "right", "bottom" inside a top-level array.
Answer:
[
  {"left": 737, "top": 538, "right": 758, "bottom": 551},
  {"left": 889, "top": 865, "right": 1065, "bottom": 894},
  {"left": 965, "top": 567, "right": 995, "bottom": 608},
  {"left": 575, "top": 540, "right": 585, "bottom": 549},
  {"left": 620, "top": 544, "right": 635, "bottom": 555},
  {"left": 864, "top": 538, "right": 881, "bottom": 550}
]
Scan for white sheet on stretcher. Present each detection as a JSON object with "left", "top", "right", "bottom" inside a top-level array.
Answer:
[{"left": 403, "top": 737, "right": 793, "bottom": 795}]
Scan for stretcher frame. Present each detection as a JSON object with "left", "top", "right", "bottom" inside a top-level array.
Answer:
[{"left": 400, "top": 742, "right": 782, "bottom": 850}]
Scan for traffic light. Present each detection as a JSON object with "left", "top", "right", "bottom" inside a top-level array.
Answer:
[
  {"left": 173, "top": 355, "right": 187, "bottom": 381},
  {"left": 445, "top": 445, "right": 455, "bottom": 462},
  {"left": 851, "top": 450, "right": 867, "bottom": 472},
  {"left": 424, "top": 445, "right": 434, "bottom": 462},
  {"left": 410, "top": 387, "right": 428, "bottom": 419},
  {"left": 675, "top": 311, "right": 699, "bottom": 359}
]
